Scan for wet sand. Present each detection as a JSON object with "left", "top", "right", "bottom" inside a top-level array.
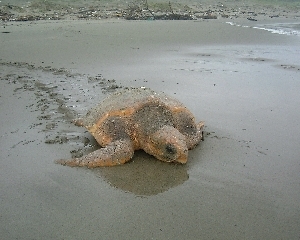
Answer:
[{"left": 1, "top": 4, "right": 300, "bottom": 240}]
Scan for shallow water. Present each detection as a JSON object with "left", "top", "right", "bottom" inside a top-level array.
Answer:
[
  {"left": 227, "top": 21, "right": 300, "bottom": 37},
  {"left": 255, "top": 22, "right": 300, "bottom": 36}
]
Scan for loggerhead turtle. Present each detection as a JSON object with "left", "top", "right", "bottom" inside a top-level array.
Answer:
[{"left": 56, "top": 88, "right": 204, "bottom": 168}]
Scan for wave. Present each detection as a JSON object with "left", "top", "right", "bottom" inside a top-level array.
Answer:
[{"left": 226, "top": 21, "right": 300, "bottom": 37}]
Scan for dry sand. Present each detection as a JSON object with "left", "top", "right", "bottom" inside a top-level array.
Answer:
[{"left": 1, "top": 1, "right": 300, "bottom": 239}]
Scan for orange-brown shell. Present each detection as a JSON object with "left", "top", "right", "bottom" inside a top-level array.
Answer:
[{"left": 80, "top": 88, "right": 188, "bottom": 133}]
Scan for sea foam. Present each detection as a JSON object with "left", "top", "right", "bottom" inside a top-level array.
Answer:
[{"left": 226, "top": 22, "right": 300, "bottom": 37}]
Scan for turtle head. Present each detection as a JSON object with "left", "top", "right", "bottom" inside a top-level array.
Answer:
[{"left": 148, "top": 125, "right": 188, "bottom": 164}]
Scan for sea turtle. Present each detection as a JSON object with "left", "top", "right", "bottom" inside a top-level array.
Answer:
[{"left": 56, "top": 87, "right": 204, "bottom": 168}]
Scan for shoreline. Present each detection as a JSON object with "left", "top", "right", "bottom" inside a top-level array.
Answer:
[{"left": 1, "top": 19, "right": 299, "bottom": 76}]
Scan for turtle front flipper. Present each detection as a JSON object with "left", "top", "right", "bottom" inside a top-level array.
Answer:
[{"left": 56, "top": 139, "right": 134, "bottom": 168}]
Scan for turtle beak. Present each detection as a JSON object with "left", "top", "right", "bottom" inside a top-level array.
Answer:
[
  {"left": 164, "top": 141, "right": 188, "bottom": 164},
  {"left": 166, "top": 137, "right": 188, "bottom": 164},
  {"left": 176, "top": 149, "right": 188, "bottom": 164}
]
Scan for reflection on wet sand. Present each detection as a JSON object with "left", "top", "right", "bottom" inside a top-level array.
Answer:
[{"left": 93, "top": 150, "right": 188, "bottom": 196}]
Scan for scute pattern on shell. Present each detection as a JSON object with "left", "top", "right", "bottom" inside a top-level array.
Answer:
[{"left": 81, "top": 87, "right": 185, "bottom": 130}]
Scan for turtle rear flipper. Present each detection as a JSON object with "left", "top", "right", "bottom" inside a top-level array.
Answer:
[
  {"left": 55, "top": 139, "right": 134, "bottom": 168},
  {"left": 73, "top": 118, "right": 84, "bottom": 127}
]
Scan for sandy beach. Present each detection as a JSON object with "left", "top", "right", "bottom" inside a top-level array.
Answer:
[{"left": 1, "top": 0, "right": 300, "bottom": 239}]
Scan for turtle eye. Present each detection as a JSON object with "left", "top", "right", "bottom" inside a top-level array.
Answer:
[{"left": 165, "top": 144, "right": 176, "bottom": 155}]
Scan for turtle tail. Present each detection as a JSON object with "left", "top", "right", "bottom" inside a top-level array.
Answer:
[{"left": 55, "top": 139, "right": 134, "bottom": 168}]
